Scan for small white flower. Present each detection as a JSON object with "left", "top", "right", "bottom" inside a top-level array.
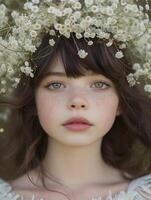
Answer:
[
  {"left": 32, "top": 0, "right": 40, "bottom": 4},
  {"left": 78, "top": 49, "right": 88, "bottom": 58},
  {"left": 0, "top": 88, "right": 6, "bottom": 94},
  {"left": 73, "top": 11, "right": 81, "bottom": 19},
  {"left": 90, "top": 32, "right": 96, "bottom": 38},
  {"left": 85, "top": 16, "right": 93, "bottom": 23},
  {"left": 33, "top": 23, "right": 41, "bottom": 30},
  {"left": 144, "top": 84, "right": 151, "bottom": 93},
  {"left": 25, "top": 61, "right": 29, "bottom": 67},
  {"left": 55, "top": 9, "right": 63, "bottom": 17},
  {"left": 127, "top": 73, "right": 136, "bottom": 86},
  {"left": 70, "top": 15, "right": 77, "bottom": 23},
  {"left": 85, "top": 0, "right": 94, "bottom": 7},
  {"left": 63, "top": 8, "right": 73, "bottom": 16},
  {"left": 49, "top": 29, "right": 56, "bottom": 36},
  {"left": 76, "top": 33, "right": 83, "bottom": 39},
  {"left": 54, "top": 23, "right": 62, "bottom": 30},
  {"left": 106, "top": 39, "right": 113, "bottom": 47},
  {"left": 84, "top": 31, "right": 90, "bottom": 38},
  {"left": 132, "top": 63, "right": 141, "bottom": 71},
  {"left": 49, "top": 39, "right": 55, "bottom": 46},
  {"left": 106, "top": 7, "right": 114, "bottom": 16},
  {"left": 121, "top": 0, "right": 127, "bottom": 6},
  {"left": 25, "top": 67, "right": 32, "bottom": 74},
  {"left": 88, "top": 40, "right": 93, "bottom": 45},
  {"left": 47, "top": 6, "right": 55, "bottom": 14},
  {"left": 0, "top": 128, "right": 4, "bottom": 133},
  {"left": 119, "top": 43, "right": 126, "bottom": 49},
  {"left": 115, "top": 51, "right": 124, "bottom": 59},
  {"left": 145, "top": 4, "right": 150, "bottom": 11},
  {"left": 72, "top": 2, "right": 82, "bottom": 10},
  {"left": 24, "top": 2, "right": 33, "bottom": 10},
  {"left": 91, "top": 5, "right": 99, "bottom": 13},
  {"left": 1, "top": 80, "right": 6, "bottom": 85},
  {"left": 30, "top": 72, "right": 34, "bottom": 78},
  {"left": 31, "top": 5, "right": 39, "bottom": 13},
  {"left": 14, "top": 78, "right": 20, "bottom": 83},
  {"left": 65, "top": 19, "right": 71, "bottom": 26},
  {"left": 30, "top": 30, "right": 37, "bottom": 38},
  {"left": 1, "top": 64, "right": 6, "bottom": 72},
  {"left": 7, "top": 66, "right": 14, "bottom": 74}
]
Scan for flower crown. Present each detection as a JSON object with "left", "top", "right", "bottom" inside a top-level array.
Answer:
[{"left": 0, "top": 0, "right": 151, "bottom": 96}]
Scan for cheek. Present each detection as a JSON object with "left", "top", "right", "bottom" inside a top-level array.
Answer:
[
  {"left": 94, "top": 93, "right": 119, "bottom": 128},
  {"left": 35, "top": 93, "right": 60, "bottom": 128}
]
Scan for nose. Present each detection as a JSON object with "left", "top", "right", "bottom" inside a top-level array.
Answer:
[{"left": 67, "top": 95, "right": 89, "bottom": 110}]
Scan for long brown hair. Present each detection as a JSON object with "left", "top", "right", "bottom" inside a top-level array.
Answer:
[{"left": 0, "top": 32, "right": 151, "bottom": 195}]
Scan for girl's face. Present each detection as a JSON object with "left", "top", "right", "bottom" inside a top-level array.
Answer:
[{"left": 35, "top": 56, "right": 121, "bottom": 146}]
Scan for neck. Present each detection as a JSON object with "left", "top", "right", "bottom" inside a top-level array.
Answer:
[{"left": 41, "top": 137, "right": 123, "bottom": 189}]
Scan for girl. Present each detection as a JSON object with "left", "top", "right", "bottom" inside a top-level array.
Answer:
[{"left": 0, "top": 0, "right": 151, "bottom": 200}]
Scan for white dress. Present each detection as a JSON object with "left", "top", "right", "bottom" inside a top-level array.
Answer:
[{"left": 0, "top": 174, "right": 151, "bottom": 200}]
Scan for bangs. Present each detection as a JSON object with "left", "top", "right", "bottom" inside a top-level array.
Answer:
[{"left": 33, "top": 32, "right": 132, "bottom": 87}]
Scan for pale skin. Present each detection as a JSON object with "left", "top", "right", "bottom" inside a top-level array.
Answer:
[{"left": 10, "top": 55, "right": 130, "bottom": 200}]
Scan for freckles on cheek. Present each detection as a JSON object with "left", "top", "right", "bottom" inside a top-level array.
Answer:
[
  {"left": 95, "top": 95, "right": 119, "bottom": 113},
  {"left": 37, "top": 92, "right": 64, "bottom": 118}
]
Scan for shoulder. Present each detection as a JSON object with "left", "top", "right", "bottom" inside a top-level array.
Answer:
[
  {"left": 126, "top": 173, "right": 151, "bottom": 199},
  {"left": 0, "top": 178, "right": 21, "bottom": 200}
]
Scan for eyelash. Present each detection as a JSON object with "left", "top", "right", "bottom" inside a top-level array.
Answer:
[{"left": 45, "top": 80, "right": 111, "bottom": 90}]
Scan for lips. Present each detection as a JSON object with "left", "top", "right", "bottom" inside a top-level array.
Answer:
[
  {"left": 62, "top": 117, "right": 93, "bottom": 131},
  {"left": 62, "top": 117, "right": 93, "bottom": 126}
]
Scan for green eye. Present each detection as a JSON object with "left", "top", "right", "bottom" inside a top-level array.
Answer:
[
  {"left": 45, "top": 81, "right": 65, "bottom": 90},
  {"left": 92, "top": 81, "right": 110, "bottom": 89}
]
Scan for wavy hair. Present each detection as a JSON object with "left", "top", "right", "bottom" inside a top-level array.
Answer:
[{"left": 0, "top": 32, "right": 151, "bottom": 199}]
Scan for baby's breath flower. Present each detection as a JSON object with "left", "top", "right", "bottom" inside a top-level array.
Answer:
[
  {"left": 32, "top": 0, "right": 40, "bottom": 4},
  {"left": 25, "top": 61, "right": 29, "bottom": 67},
  {"left": 1, "top": 80, "right": 6, "bottom": 85},
  {"left": 106, "top": 39, "right": 113, "bottom": 47},
  {"left": 47, "top": 6, "right": 55, "bottom": 14},
  {"left": 49, "top": 29, "right": 55, "bottom": 36},
  {"left": 84, "top": 0, "right": 94, "bottom": 7},
  {"left": 0, "top": 0, "right": 151, "bottom": 96},
  {"left": 0, "top": 88, "right": 6, "bottom": 94},
  {"left": 30, "top": 30, "right": 37, "bottom": 38},
  {"left": 78, "top": 49, "right": 88, "bottom": 58},
  {"left": 91, "top": 5, "right": 99, "bottom": 13},
  {"left": 145, "top": 4, "right": 150, "bottom": 11},
  {"left": 31, "top": 5, "right": 39, "bottom": 13},
  {"left": 72, "top": 2, "right": 82, "bottom": 10},
  {"left": 73, "top": 11, "right": 81, "bottom": 19},
  {"left": 0, "top": 128, "right": 4, "bottom": 133},
  {"left": 54, "top": 23, "right": 62, "bottom": 30},
  {"left": 127, "top": 73, "right": 136, "bottom": 87},
  {"left": 119, "top": 43, "right": 126, "bottom": 49},
  {"left": 76, "top": 33, "right": 83, "bottom": 39},
  {"left": 88, "top": 40, "right": 93, "bottom": 45},
  {"left": 132, "top": 63, "right": 141, "bottom": 71},
  {"left": 115, "top": 51, "right": 124, "bottom": 59},
  {"left": 49, "top": 39, "right": 55, "bottom": 46},
  {"left": 144, "top": 84, "right": 151, "bottom": 93},
  {"left": 33, "top": 23, "right": 41, "bottom": 30},
  {"left": 84, "top": 31, "right": 91, "bottom": 38}
]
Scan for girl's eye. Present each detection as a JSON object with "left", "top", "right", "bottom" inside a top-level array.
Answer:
[
  {"left": 91, "top": 81, "right": 110, "bottom": 89},
  {"left": 45, "top": 81, "right": 110, "bottom": 90},
  {"left": 45, "top": 81, "right": 65, "bottom": 90}
]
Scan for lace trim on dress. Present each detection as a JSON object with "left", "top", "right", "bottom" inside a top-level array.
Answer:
[
  {"left": 0, "top": 174, "right": 151, "bottom": 200},
  {"left": 0, "top": 179, "right": 21, "bottom": 200}
]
